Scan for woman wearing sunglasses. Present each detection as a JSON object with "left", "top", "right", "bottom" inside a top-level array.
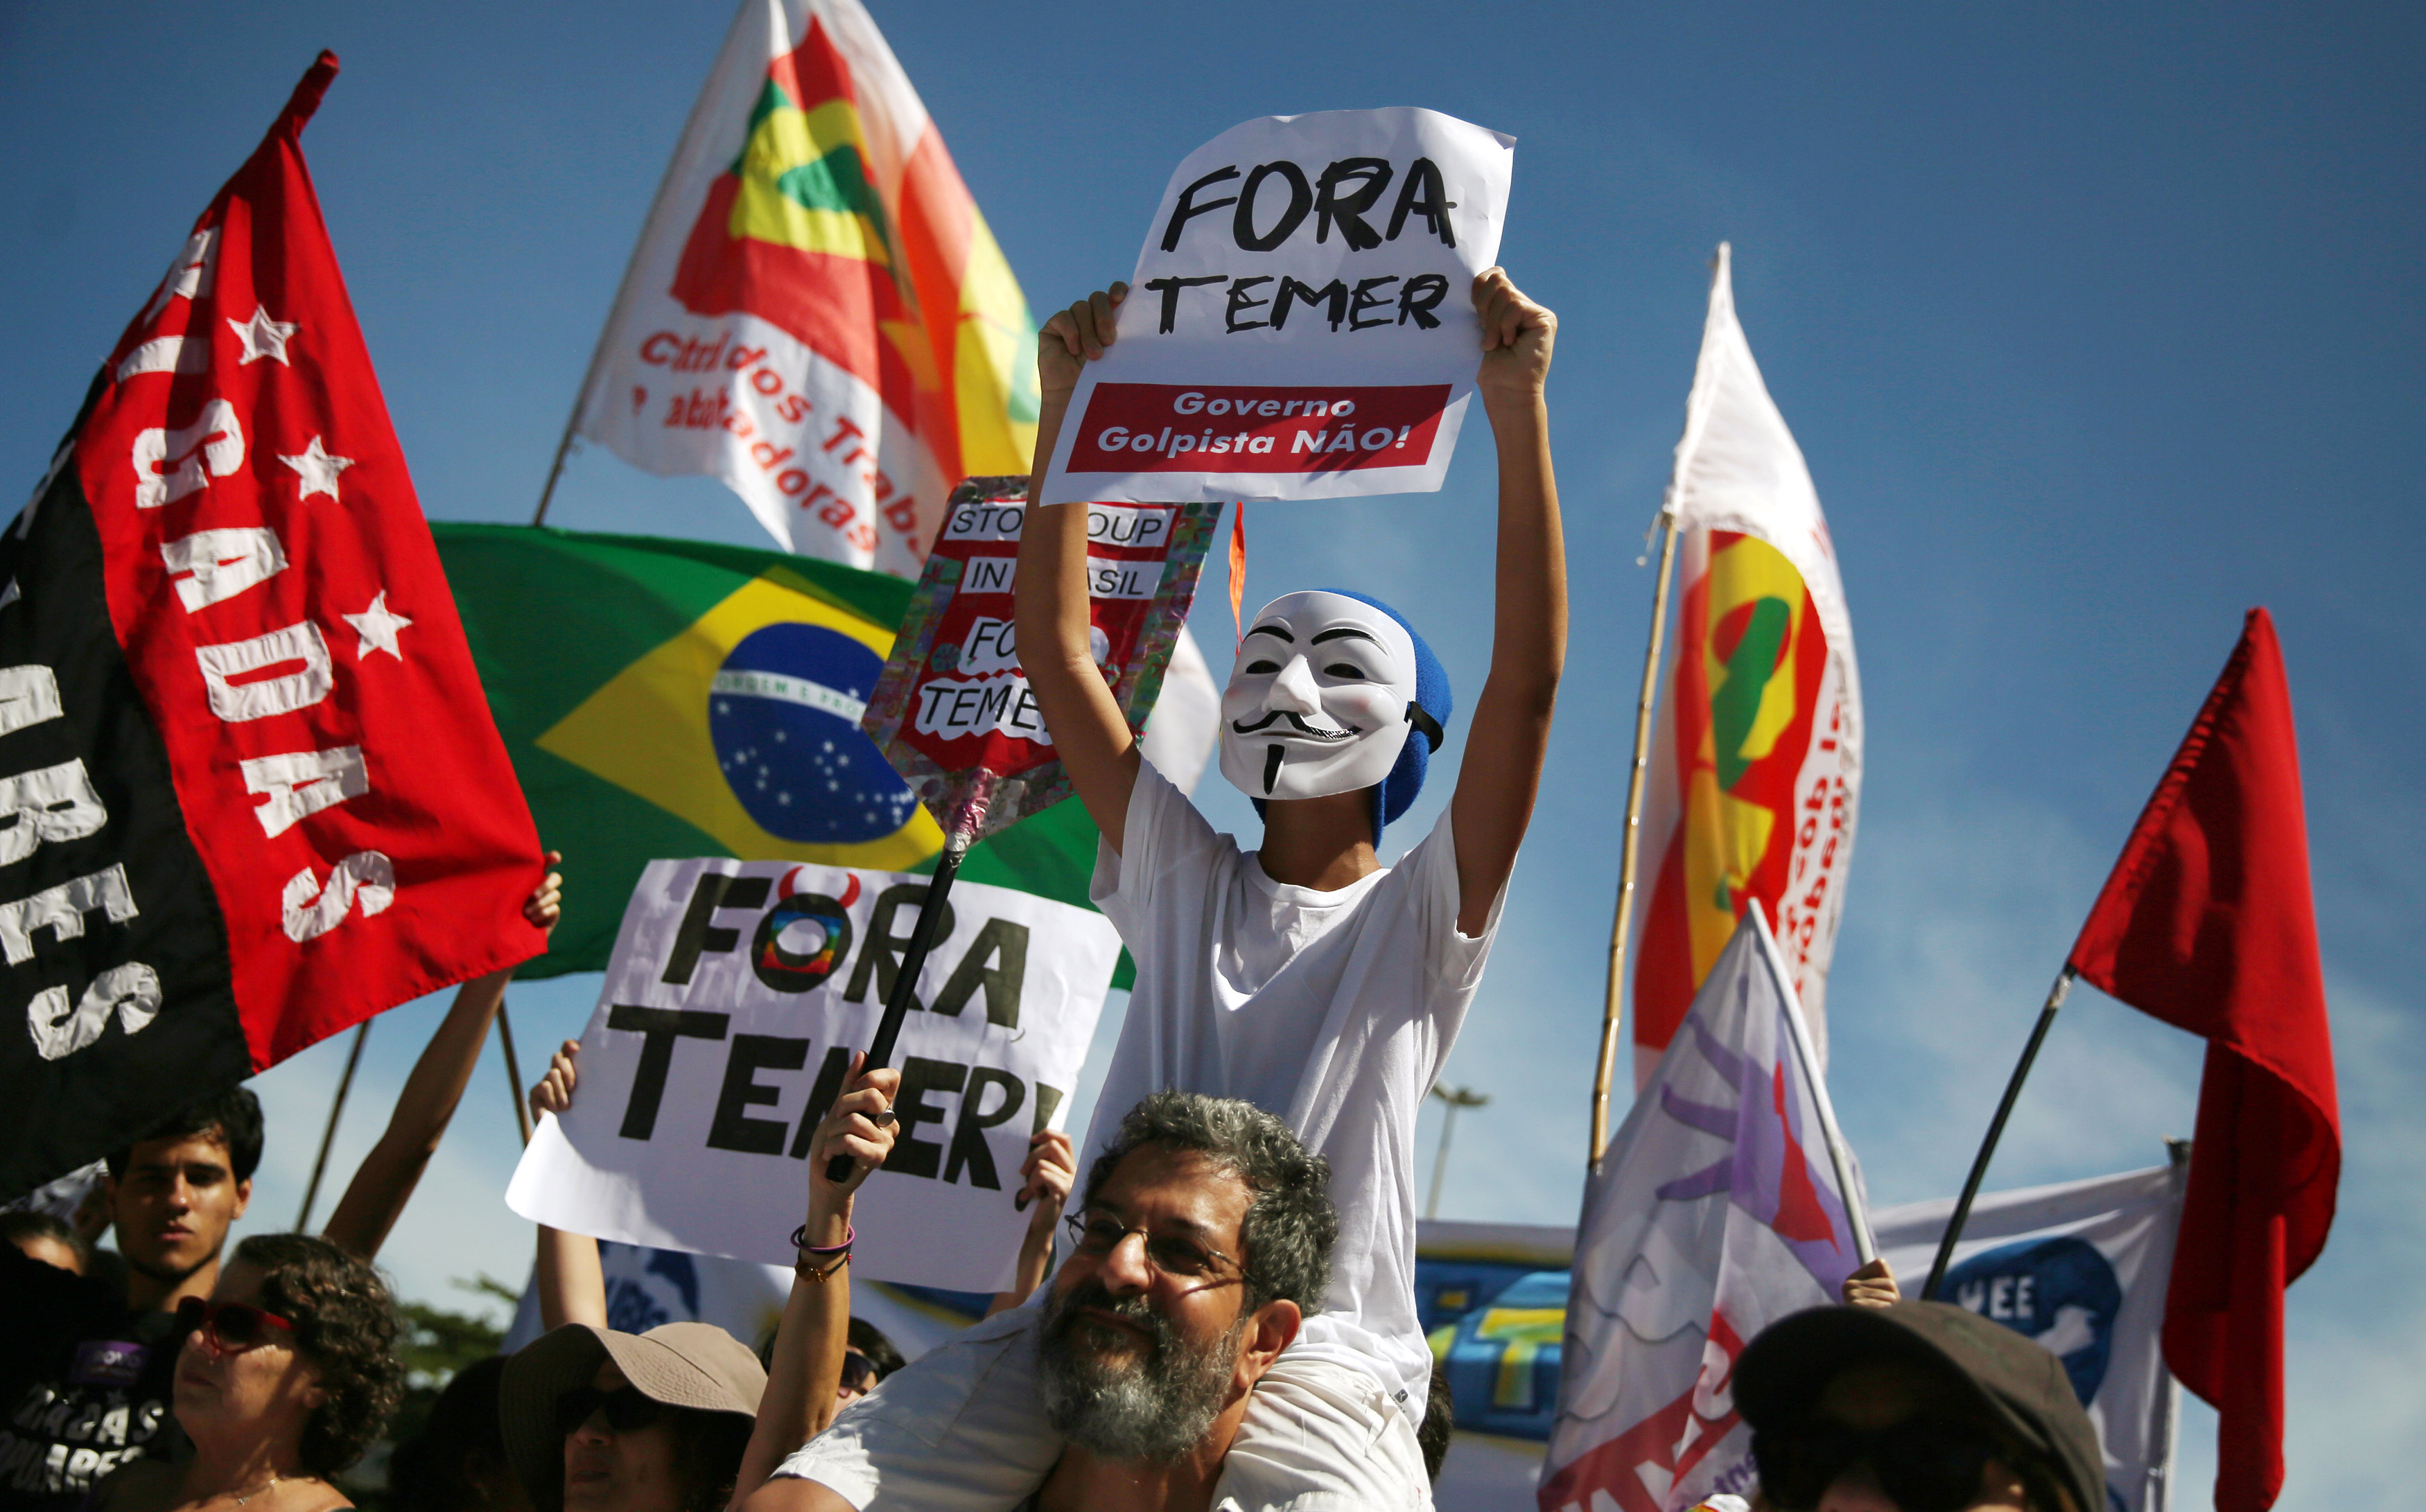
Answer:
[
  {"left": 94, "top": 1233, "right": 403, "bottom": 1512},
  {"left": 498, "top": 1046, "right": 899, "bottom": 1512}
]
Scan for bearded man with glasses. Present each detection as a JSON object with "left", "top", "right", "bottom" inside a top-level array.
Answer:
[{"left": 763, "top": 1093, "right": 1337, "bottom": 1512}]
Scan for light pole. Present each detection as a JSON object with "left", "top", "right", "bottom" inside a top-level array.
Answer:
[{"left": 1426, "top": 1082, "right": 1490, "bottom": 1220}]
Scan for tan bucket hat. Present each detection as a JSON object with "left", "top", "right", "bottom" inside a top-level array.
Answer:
[{"left": 498, "top": 1322, "right": 766, "bottom": 1506}]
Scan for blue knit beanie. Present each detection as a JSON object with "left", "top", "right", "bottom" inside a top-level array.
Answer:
[{"left": 1250, "top": 590, "right": 1453, "bottom": 843}]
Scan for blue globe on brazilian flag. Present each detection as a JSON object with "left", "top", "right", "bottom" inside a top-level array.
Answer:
[{"left": 433, "top": 524, "right": 1103, "bottom": 977}]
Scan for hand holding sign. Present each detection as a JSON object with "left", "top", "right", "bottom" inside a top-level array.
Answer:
[
  {"left": 1474, "top": 266, "right": 1557, "bottom": 407},
  {"left": 1038, "top": 283, "right": 1131, "bottom": 403},
  {"left": 805, "top": 1054, "right": 902, "bottom": 1210}
]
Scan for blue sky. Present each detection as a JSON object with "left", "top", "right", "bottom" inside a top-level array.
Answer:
[{"left": 5, "top": 2, "right": 2420, "bottom": 1504}]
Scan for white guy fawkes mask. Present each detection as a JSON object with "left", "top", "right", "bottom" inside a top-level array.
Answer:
[{"left": 1219, "top": 591, "right": 1420, "bottom": 804}]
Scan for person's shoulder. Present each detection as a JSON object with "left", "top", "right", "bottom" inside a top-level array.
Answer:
[{"left": 87, "top": 1454, "right": 180, "bottom": 1512}]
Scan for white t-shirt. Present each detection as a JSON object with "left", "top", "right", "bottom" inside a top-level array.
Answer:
[{"left": 1085, "top": 758, "right": 1506, "bottom": 1414}]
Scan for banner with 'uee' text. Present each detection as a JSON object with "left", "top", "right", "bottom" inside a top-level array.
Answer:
[
  {"left": 505, "top": 858, "right": 1119, "bottom": 1293},
  {"left": 1038, "top": 109, "right": 1513, "bottom": 508}
]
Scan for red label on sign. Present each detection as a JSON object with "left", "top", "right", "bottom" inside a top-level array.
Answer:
[{"left": 1063, "top": 383, "right": 1451, "bottom": 475}]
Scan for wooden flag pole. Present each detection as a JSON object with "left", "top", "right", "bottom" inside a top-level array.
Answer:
[
  {"left": 497, "top": 999, "right": 534, "bottom": 1145},
  {"left": 1921, "top": 966, "right": 2078, "bottom": 1299},
  {"left": 1588, "top": 511, "right": 1682, "bottom": 1167},
  {"left": 530, "top": 414, "right": 580, "bottom": 527},
  {"left": 295, "top": 1021, "right": 370, "bottom": 1232}
]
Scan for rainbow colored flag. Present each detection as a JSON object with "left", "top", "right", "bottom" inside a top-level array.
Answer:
[
  {"left": 570, "top": 0, "right": 1037, "bottom": 577},
  {"left": 1630, "top": 246, "right": 1863, "bottom": 1088}
]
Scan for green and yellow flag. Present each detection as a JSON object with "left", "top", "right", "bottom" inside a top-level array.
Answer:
[{"left": 433, "top": 524, "right": 1106, "bottom": 978}]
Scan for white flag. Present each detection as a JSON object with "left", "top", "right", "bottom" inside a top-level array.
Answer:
[
  {"left": 1544, "top": 909, "right": 1869, "bottom": 1512},
  {"left": 569, "top": 0, "right": 1039, "bottom": 574},
  {"left": 1872, "top": 1163, "right": 2188, "bottom": 1512},
  {"left": 1630, "top": 243, "right": 1863, "bottom": 1089}
]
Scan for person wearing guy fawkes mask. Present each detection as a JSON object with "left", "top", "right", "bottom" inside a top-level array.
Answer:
[{"left": 760, "top": 269, "right": 1562, "bottom": 1512}]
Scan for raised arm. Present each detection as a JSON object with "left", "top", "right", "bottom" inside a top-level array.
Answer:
[
  {"left": 1016, "top": 283, "right": 1142, "bottom": 853},
  {"left": 322, "top": 854, "right": 561, "bottom": 1258},
  {"left": 529, "top": 1040, "right": 607, "bottom": 1330},
  {"left": 1447, "top": 270, "right": 1567, "bottom": 936},
  {"left": 985, "top": 1127, "right": 1074, "bottom": 1317},
  {"left": 731, "top": 1056, "right": 899, "bottom": 1504}
]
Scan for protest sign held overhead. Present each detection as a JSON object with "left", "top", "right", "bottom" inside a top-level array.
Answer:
[
  {"left": 1038, "top": 108, "right": 1515, "bottom": 507},
  {"left": 861, "top": 477, "right": 1223, "bottom": 841},
  {"left": 505, "top": 858, "right": 1120, "bottom": 1294},
  {"left": 1871, "top": 1162, "right": 2188, "bottom": 1512},
  {"left": 0, "top": 55, "right": 544, "bottom": 1196},
  {"left": 564, "top": 0, "right": 1040, "bottom": 574},
  {"left": 1630, "top": 245, "right": 1861, "bottom": 1090},
  {"left": 1544, "top": 908, "right": 1869, "bottom": 1512}
]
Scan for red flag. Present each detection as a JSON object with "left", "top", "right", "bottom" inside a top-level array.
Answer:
[
  {"left": 2067, "top": 608, "right": 2339, "bottom": 1512},
  {"left": 0, "top": 54, "right": 543, "bottom": 1193}
]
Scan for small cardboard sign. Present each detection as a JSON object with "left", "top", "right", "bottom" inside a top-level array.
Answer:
[{"left": 859, "top": 476, "right": 1221, "bottom": 839}]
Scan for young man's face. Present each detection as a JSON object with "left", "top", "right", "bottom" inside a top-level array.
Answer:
[
  {"left": 1219, "top": 591, "right": 1420, "bottom": 806},
  {"left": 110, "top": 1133, "right": 250, "bottom": 1286},
  {"left": 1036, "top": 1144, "right": 1259, "bottom": 1461}
]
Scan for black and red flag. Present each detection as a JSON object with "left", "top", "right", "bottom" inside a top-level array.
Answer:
[{"left": 0, "top": 53, "right": 545, "bottom": 1195}]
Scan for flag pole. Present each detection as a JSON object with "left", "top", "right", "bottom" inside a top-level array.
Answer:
[
  {"left": 530, "top": 412, "right": 580, "bottom": 526},
  {"left": 1921, "top": 966, "right": 2078, "bottom": 1299},
  {"left": 496, "top": 999, "right": 534, "bottom": 1145},
  {"left": 1756, "top": 908, "right": 1875, "bottom": 1265},
  {"left": 295, "top": 1021, "right": 370, "bottom": 1231},
  {"left": 1589, "top": 509, "right": 1680, "bottom": 1166},
  {"left": 822, "top": 776, "right": 992, "bottom": 1183}
]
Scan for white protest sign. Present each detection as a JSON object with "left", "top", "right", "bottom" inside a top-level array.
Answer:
[
  {"left": 1038, "top": 108, "right": 1514, "bottom": 507},
  {"left": 507, "top": 859, "right": 1121, "bottom": 1293}
]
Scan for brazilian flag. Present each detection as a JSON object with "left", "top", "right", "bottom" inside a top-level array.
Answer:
[{"left": 432, "top": 524, "right": 1111, "bottom": 980}]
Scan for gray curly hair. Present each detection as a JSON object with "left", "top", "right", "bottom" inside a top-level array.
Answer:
[{"left": 1080, "top": 1091, "right": 1337, "bottom": 1311}]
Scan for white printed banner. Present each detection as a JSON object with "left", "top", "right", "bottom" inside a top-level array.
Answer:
[
  {"left": 506, "top": 858, "right": 1121, "bottom": 1293},
  {"left": 1873, "top": 1164, "right": 2187, "bottom": 1512},
  {"left": 568, "top": 0, "right": 1041, "bottom": 577},
  {"left": 1039, "top": 108, "right": 1514, "bottom": 507}
]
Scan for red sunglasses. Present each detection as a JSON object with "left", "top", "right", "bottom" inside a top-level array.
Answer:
[{"left": 175, "top": 1296, "right": 295, "bottom": 1353}]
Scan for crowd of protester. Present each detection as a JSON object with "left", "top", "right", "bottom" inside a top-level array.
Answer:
[{"left": 0, "top": 267, "right": 2109, "bottom": 1512}]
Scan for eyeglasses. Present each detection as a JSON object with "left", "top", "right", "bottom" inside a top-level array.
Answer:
[
  {"left": 175, "top": 1297, "right": 295, "bottom": 1354},
  {"left": 839, "top": 1351, "right": 879, "bottom": 1397},
  {"left": 1752, "top": 1414, "right": 1999, "bottom": 1512},
  {"left": 555, "top": 1385, "right": 666, "bottom": 1440},
  {"left": 1063, "top": 1213, "right": 1246, "bottom": 1284}
]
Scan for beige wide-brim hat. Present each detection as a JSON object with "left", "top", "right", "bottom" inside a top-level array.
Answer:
[{"left": 498, "top": 1322, "right": 765, "bottom": 1506}]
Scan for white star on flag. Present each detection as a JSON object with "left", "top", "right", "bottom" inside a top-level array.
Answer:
[
  {"left": 227, "top": 305, "right": 298, "bottom": 365},
  {"left": 279, "top": 436, "right": 356, "bottom": 502},
  {"left": 342, "top": 592, "right": 412, "bottom": 661}
]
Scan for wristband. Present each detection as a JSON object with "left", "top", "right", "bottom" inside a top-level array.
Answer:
[
  {"left": 795, "top": 1249, "right": 850, "bottom": 1284},
  {"left": 790, "top": 1222, "right": 855, "bottom": 1255}
]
